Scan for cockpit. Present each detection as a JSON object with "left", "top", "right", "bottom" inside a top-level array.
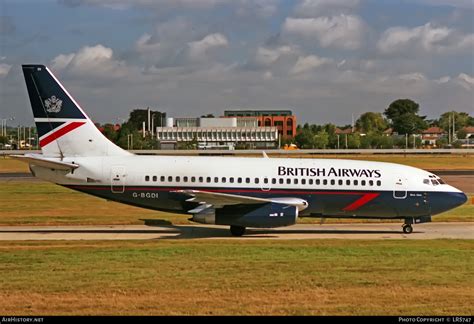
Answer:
[{"left": 423, "top": 175, "right": 446, "bottom": 186}]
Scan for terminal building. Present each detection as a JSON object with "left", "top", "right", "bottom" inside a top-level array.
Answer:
[
  {"left": 224, "top": 110, "right": 297, "bottom": 139},
  {"left": 156, "top": 117, "right": 278, "bottom": 150}
]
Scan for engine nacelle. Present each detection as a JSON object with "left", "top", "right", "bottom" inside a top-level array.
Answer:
[{"left": 191, "top": 203, "right": 298, "bottom": 228}]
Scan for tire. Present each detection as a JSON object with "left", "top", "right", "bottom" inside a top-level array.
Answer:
[
  {"left": 402, "top": 224, "right": 413, "bottom": 234},
  {"left": 230, "top": 225, "right": 246, "bottom": 237}
]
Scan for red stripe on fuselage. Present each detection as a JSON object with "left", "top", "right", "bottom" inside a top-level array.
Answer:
[
  {"left": 342, "top": 193, "right": 380, "bottom": 211},
  {"left": 39, "top": 122, "right": 86, "bottom": 147}
]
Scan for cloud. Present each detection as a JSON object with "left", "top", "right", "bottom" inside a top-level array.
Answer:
[
  {"left": 412, "top": 0, "right": 474, "bottom": 9},
  {"left": 188, "top": 33, "right": 228, "bottom": 61},
  {"left": 59, "top": 0, "right": 231, "bottom": 10},
  {"left": 0, "top": 16, "right": 15, "bottom": 35},
  {"left": 377, "top": 23, "right": 474, "bottom": 55},
  {"left": 0, "top": 63, "right": 11, "bottom": 77},
  {"left": 294, "top": 0, "right": 360, "bottom": 17},
  {"left": 290, "top": 55, "right": 331, "bottom": 74},
  {"left": 51, "top": 44, "right": 130, "bottom": 79},
  {"left": 456, "top": 73, "right": 474, "bottom": 90},
  {"left": 283, "top": 15, "right": 366, "bottom": 50},
  {"left": 255, "top": 46, "right": 294, "bottom": 66}
]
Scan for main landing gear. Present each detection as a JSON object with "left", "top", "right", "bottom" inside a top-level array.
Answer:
[
  {"left": 230, "top": 225, "right": 246, "bottom": 237},
  {"left": 402, "top": 223, "right": 413, "bottom": 234}
]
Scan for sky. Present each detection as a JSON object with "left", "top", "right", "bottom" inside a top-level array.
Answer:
[{"left": 0, "top": 0, "right": 473, "bottom": 126}]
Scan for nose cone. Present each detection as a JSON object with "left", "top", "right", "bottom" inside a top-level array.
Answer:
[{"left": 431, "top": 191, "right": 468, "bottom": 215}]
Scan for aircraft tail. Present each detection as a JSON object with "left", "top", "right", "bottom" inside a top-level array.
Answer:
[{"left": 22, "top": 65, "right": 130, "bottom": 158}]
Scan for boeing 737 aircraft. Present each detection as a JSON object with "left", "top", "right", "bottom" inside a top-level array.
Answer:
[{"left": 13, "top": 65, "right": 467, "bottom": 236}]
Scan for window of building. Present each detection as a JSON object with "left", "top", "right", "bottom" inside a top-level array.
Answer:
[
  {"left": 152, "top": 176, "right": 157, "bottom": 182},
  {"left": 145, "top": 176, "right": 150, "bottom": 182}
]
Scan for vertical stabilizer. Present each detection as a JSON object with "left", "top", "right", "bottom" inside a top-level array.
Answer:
[{"left": 22, "top": 65, "right": 130, "bottom": 157}]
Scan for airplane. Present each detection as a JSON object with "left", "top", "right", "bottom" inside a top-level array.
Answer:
[{"left": 12, "top": 64, "right": 467, "bottom": 236}]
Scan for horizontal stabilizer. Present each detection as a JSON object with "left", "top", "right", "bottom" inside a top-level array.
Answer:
[{"left": 10, "top": 154, "right": 79, "bottom": 171}]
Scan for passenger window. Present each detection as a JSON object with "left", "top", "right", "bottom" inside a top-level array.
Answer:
[
  {"left": 309, "top": 179, "right": 313, "bottom": 185},
  {"left": 238, "top": 178, "right": 242, "bottom": 184},
  {"left": 377, "top": 180, "right": 381, "bottom": 186},
  {"left": 176, "top": 176, "right": 180, "bottom": 182},
  {"left": 152, "top": 176, "right": 157, "bottom": 182},
  {"left": 323, "top": 179, "right": 328, "bottom": 185},
  {"left": 230, "top": 178, "right": 234, "bottom": 183},
  {"left": 145, "top": 176, "right": 150, "bottom": 182},
  {"left": 264, "top": 178, "right": 268, "bottom": 184},
  {"left": 160, "top": 176, "right": 165, "bottom": 182},
  {"left": 191, "top": 177, "right": 196, "bottom": 182},
  {"left": 222, "top": 177, "right": 226, "bottom": 183},
  {"left": 255, "top": 178, "right": 259, "bottom": 184},
  {"left": 369, "top": 180, "right": 373, "bottom": 186},
  {"left": 330, "top": 179, "right": 335, "bottom": 185},
  {"left": 207, "top": 177, "right": 211, "bottom": 183},
  {"left": 183, "top": 176, "right": 188, "bottom": 182},
  {"left": 246, "top": 178, "right": 250, "bottom": 184},
  {"left": 168, "top": 176, "right": 172, "bottom": 182},
  {"left": 199, "top": 177, "right": 203, "bottom": 182},
  {"left": 361, "top": 180, "right": 366, "bottom": 186},
  {"left": 286, "top": 178, "right": 291, "bottom": 184},
  {"left": 214, "top": 177, "right": 218, "bottom": 183},
  {"left": 354, "top": 180, "right": 358, "bottom": 186},
  {"left": 272, "top": 178, "right": 277, "bottom": 184},
  {"left": 338, "top": 180, "right": 343, "bottom": 185},
  {"left": 301, "top": 179, "right": 306, "bottom": 185},
  {"left": 316, "top": 179, "right": 320, "bottom": 185},
  {"left": 279, "top": 178, "right": 284, "bottom": 184},
  {"left": 346, "top": 179, "right": 350, "bottom": 186},
  {"left": 294, "top": 179, "right": 298, "bottom": 185}
]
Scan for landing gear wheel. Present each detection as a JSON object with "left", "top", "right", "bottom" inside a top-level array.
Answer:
[
  {"left": 230, "top": 225, "right": 246, "bottom": 237},
  {"left": 402, "top": 224, "right": 413, "bottom": 234}
]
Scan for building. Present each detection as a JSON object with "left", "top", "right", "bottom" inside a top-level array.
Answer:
[
  {"left": 156, "top": 117, "right": 278, "bottom": 149},
  {"left": 421, "top": 127, "right": 446, "bottom": 146},
  {"left": 224, "top": 110, "right": 297, "bottom": 139}
]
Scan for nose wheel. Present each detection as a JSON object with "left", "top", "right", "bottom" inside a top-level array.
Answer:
[
  {"left": 402, "top": 224, "right": 413, "bottom": 234},
  {"left": 230, "top": 225, "right": 246, "bottom": 237}
]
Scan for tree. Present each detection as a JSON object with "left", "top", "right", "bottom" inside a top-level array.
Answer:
[
  {"left": 355, "top": 112, "right": 388, "bottom": 134},
  {"left": 438, "top": 111, "right": 471, "bottom": 132},
  {"left": 295, "top": 128, "right": 315, "bottom": 148},
  {"left": 384, "top": 99, "right": 427, "bottom": 134},
  {"left": 313, "top": 130, "right": 329, "bottom": 149}
]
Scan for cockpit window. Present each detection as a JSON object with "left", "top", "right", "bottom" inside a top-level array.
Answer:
[
  {"left": 431, "top": 179, "right": 439, "bottom": 185},
  {"left": 423, "top": 179, "right": 430, "bottom": 185},
  {"left": 438, "top": 178, "right": 445, "bottom": 184}
]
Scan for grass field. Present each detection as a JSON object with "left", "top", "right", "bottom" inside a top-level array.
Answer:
[
  {"left": 0, "top": 181, "right": 472, "bottom": 226},
  {"left": 0, "top": 239, "right": 472, "bottom": 315},
  {"left": 1, "top": 154, "right": 473, "bottom": 173}
]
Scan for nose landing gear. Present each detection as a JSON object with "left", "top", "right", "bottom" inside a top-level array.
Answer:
[
  {"left": 230, "top": 225, "right": 246, "bottom": 237},
  {"left": 402, "top": 224, "right": 413, "bottom": 234}
]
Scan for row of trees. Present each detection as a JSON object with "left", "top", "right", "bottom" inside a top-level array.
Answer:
[{"left": 292, "top": 99, "right": 473, "bottom": 149}]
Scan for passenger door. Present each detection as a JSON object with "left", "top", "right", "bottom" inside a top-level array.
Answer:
[{"left": 111, "top": 165, "right": 126, "bottom": 193}]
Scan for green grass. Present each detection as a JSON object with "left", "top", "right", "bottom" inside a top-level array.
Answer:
[
  {"left": 0, "top": 239, "right": 472, "bottom": 315},
  {"left": 0, "top": 181, "right": 472, "bottom": 226}
]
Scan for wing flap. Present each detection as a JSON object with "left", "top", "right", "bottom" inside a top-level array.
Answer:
[{"left": 9, "top": 154, "right": 79, "bottom": 171}]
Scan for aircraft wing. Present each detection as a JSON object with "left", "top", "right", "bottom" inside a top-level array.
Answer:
[
  {"left": 173, "top": 189, "right": 308, "bottom": 211},
  {"left": 9, "top": 154, "right": 79, "bottom": 171}
]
